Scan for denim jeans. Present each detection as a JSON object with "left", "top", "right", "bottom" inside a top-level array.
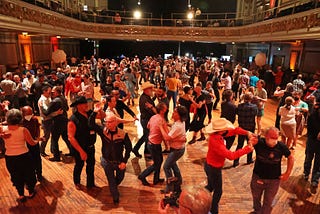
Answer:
[
  {"left": 139, "top": 143, "right": 163, "bottom": 183},
  {"left": 303, "top": 138, "right": 320, "bottom": 185},
  {"left": 163, "top": 147, "right": 185, "bottom": 181},
  {"left": 101, "top": 157, "right": 125, "bottom": 200},
  {"left": 250, "top": 173, "right": 280, "bottom": 214},
  {"left": 167, "top": 90, "right": 177, "bottom": 109},
  {"left": 204, "top": 162, "right": 222, "bottom": 214}
]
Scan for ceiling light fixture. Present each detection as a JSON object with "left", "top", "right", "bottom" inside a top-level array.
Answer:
[{"left": 133, "top": 10, "right": 142, "bottom": 19}]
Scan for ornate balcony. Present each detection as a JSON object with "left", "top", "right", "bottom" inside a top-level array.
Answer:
[{"left": 0, "top": 0, "right": 320, "bottom": 42}]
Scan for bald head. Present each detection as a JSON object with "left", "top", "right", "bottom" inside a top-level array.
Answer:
[
  {"left": 104, "top": 112, "right": 119, "bottom": 131},
  {"left": 179, "top": 186, "right": 211, "bottom": 214},
  {"left": 21, "top": 106, "right": 33, "bottom": 116}
]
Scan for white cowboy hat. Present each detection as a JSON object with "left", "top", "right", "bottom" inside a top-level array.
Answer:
[
  {"left": 141, "top": 82, "right": 154, "bottom": 90},
  {"left": 206, "top": 118, "right": 235, "bottom": 134}
]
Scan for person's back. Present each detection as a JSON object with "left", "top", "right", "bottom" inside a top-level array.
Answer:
[
  {"left": 3, "top": 126, "right": 27, "bottom": 156},
  {"left": 250, "top": 75, "right": 259, "bottom": 87},
  {"left": 237, "top": 101, "right": 258, "bottom": 130}
]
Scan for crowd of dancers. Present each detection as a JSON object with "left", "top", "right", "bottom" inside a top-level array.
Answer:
[{"left": 0, "top": 54, "right": 320, "bottom": 213}]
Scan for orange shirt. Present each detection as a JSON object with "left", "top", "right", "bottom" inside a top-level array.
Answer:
[{"left": 166, "top": 77, "right": 179, "bottom": 91}]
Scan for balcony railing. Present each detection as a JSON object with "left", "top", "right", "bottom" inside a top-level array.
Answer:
[
  {"left": 17, "top": 0, "right": 320, "bottom": 27},
  {"left": 1, "top": 0, "right": 320, "bottom": 43}
]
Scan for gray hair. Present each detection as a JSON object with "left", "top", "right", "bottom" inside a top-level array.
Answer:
[{"left": 6, "top": 108, "right": 23, "bottom": 125}]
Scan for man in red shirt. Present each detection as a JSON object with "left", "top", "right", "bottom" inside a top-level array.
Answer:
[{"left": 204, "top": 118, "right": 257, "bottom": 214}]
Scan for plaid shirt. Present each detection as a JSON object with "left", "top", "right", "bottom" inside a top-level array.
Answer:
[{"left": 237, "top": 102, "right": 258, "bottom": 131}]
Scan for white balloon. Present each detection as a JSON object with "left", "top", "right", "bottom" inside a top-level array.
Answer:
[{"left": 255, "top": 52, "right": 267, "bottom": 66}]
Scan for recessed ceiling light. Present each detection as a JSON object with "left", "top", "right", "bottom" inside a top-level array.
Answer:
[
  {"left": 56, "top": 36, "right": 61, "bottom": 38},
  {"left": 22, "top": 32, "right": 28, "bottom": 36}
]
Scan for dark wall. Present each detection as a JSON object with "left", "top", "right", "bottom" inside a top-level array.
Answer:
[
  {"left": 98, "top": 40, "right": 226, "bottom": 59},
  {"left": 108, "top": 0, "right": 237, "bottom": 18},
  {"left": 80, "top": 40, "right": 94, "bottom": 58}
]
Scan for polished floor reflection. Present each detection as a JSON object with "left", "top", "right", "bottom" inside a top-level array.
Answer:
[{"left": 0, "top": 90, "right": 319, "bottom": 214}]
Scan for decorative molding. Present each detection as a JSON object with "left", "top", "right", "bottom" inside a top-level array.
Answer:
[{"left": 0, "top": 0, "right": 320, "bottom": 42}]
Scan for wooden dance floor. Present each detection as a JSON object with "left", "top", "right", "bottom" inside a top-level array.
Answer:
[{"left": 0, "top": 89, "right": 320, "bottom": 214}]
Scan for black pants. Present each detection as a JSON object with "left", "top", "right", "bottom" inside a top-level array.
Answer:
[
  {"left": 27, "top": 144, "right": 42, "bottom": 179},
  {"left": 133, "top": 119, "right": 150, "bottom": 154},
  {"left": 5, "top": 152, "right": 37, "bottom": 196},
  {"left": 139, "top": 144, "right": 163, "bottom": 183},
  {"left": 205, "top": 162, "right": 222, "bottom": 214},
  {"left": 235, "top": 129, "right": 254, "bottom": 163},
  {"left": 206, "top": 102, "right": 213, "bottom": 121},
  {"left": 51, "top": 120, "right": 73, "bottom": 158},
  {"left": 73, "top": 146, "right": 95, "bottom": 187},
  {"left": 304, "top": 138, "right": 320, "bottom": 185},
  {"left": 225, "top": 136, "right": 236, "bottom": 150},
  {"left": 213, "top": 89, "right": 220, "bottom": 109}
]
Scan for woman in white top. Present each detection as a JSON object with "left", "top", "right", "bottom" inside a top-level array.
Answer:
[
  {"left": 1, "top": 109, "right": 39, "bottom": 202},
  {"left": 159, "top": 106, "right": 188, "bottom": 193},
  {"left": 279, "top": 96, "right": 297, "bottom": 148}
]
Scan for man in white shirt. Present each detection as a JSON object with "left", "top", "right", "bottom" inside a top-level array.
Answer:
[{"left": 38, "top": 84, "right": 53, "bottom": 157}]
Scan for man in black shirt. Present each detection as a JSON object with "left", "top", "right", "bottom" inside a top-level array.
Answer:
[
  {"left": 111, "top": 89, "right": 138, "bottom": 129},
  {"left": 250, "top": 127, "right": 294, "bottom": 214},
  {"left": 132, "top": 82, "right": 156, "bottom": 158},
  {"left": 44, "top": 86, "right": 72, "bottom": 161},
  {"left": 89, "top": 108, "right": 132, "bottom": 205},
  {"left": 68, "top": 96, "right": 97, "bottom": 189}
]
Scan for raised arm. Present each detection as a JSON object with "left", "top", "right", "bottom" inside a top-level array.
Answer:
[{"left": 68, "top": 121, "right": 87, "bottom": 161}]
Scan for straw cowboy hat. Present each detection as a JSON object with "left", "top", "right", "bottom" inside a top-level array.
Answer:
[
  {"left": 141, "top": 82, "right": 154, "bottom": 90},
  {"left": 206, "top": 118, "right": 235, "bottom": 134}
]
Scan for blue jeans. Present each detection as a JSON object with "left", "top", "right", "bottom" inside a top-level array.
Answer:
[
  {"left": 163, "top": 147, "right": 185, "bottom": 181},
  {"left": 204, "top": 162, "right": 222, "bottom": 214},
  {"left": 100, "top": 157, "right": 125, "bottom": 200},
  {"left": 250, "top": 173, "right": 280, "bottom": 214},
  {"left": 167, "top": 90, "right": 177, "bottom": 109},
  {"left": 139, "top": 144, "right": 163, "bottom": 183}
]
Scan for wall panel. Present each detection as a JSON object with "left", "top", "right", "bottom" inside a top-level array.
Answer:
[
  {"left": 32, "top": 44, "right": 51, "bottom": 63},
  {"left": 301, "top": 51, "right": 320, "bottom": 73},
  {"left": 0, "top": 43, "right": 18, "bottom": 66}
]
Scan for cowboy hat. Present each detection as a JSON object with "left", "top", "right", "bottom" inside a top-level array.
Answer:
[
  {"left": 141, "top": 82, "right": 154, "bottom": 90},
  {"left": 206, "top": 118, "right": 235, "bottom": 134},
  {"left": 70, "top": 96, "right": 88, "bottom": 107}
]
